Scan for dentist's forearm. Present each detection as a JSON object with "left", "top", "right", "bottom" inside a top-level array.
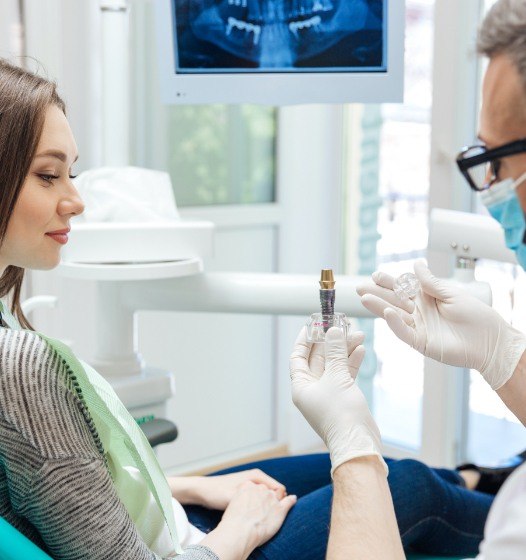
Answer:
[
  {"left": 328, "top": 456, "right": 405, "bottom": 560},
  {"left": 497, "top": 349, "right": 526, "bottom": 425}
]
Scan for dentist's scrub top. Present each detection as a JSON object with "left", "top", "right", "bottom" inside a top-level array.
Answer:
[{"left": 474, "top": 461, "right": 526, "bottom": 559}]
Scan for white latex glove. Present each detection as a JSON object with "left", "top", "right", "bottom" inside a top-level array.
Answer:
[
  {"left": 356, "top": 259, "right": 526, "bottom": 390},
  {"left": 290, "top": 327, "right": 387, "bottom": 477}
]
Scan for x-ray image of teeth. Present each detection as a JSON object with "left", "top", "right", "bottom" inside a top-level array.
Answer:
[{"left": 173, "top": 0, "right": 385, "bottom": 72}]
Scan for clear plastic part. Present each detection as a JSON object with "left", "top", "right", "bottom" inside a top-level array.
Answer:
[
  {"left": 393, "top": 272, "right": 420, "bottom": 299},
  {"left": 306, "top": 312, "right": 350, "bottom": 343}
]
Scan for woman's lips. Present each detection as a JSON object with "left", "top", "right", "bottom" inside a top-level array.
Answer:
[{"left": 46, "top": 232, "right": 69, "bottom": 245}]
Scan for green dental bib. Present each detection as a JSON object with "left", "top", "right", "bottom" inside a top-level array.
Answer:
[{"left": 0, "top": 302, "right": 182, "bottom": 555}]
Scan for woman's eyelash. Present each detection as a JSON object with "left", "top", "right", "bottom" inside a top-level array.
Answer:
[
  {"left": 38, "top": 173, "right": 78, "bottom": 183},
  {"left": 38, "top": 174, "right": 59, "bottom": 183}
]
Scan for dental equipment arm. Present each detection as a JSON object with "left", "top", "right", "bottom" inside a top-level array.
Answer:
[
  {"left": 357, "top": 260, "right": 526, "bottom": 424},
  {"left": 119, "top": 271, "right": 491, "bottom": 316},
  {"left": 289, "top": 328, "right": 403, "bottom": 559}
]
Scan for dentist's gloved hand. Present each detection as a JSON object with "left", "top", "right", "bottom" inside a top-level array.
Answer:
[
  {"left": 290, "top": 327, "right": 387, "bottom": 477},
  {"left": 356, "top": 259, "right": 526, "bottom": 390}
]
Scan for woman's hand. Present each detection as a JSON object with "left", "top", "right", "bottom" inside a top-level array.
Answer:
[
  {"left": 223, "top": 481, "right": 296, "bottom": 549},
  {"left": 167, "top": 469, "right": 287, "bottom": 510},
  {"left": 200, "top": 480, "right": 297, "bottom": 560}
]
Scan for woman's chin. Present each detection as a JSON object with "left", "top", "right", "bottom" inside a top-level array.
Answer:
[{"left": 33, "top": 257, "right": 61, "bottom": 271}]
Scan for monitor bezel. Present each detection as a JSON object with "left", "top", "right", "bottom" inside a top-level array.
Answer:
[{"left": 155, "top": 0, "right": 405, "bottom": 105}]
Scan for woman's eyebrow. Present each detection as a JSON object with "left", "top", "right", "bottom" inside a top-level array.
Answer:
[{"left": 34, "top": 149, "right": 79, "bottom": 163}]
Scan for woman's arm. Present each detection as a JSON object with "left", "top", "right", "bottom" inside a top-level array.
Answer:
[
  {"left": 168, "top": 476, "right": 204, "bottom": 505},
  {"left": 197, "top": 481, "right": 296, "bottom": 560},
  {"left": 24, "top": 456, "right": 182, "bottom": 560},
  {"left": 167, "top": 470, "right": 287, "bottom": 510}
]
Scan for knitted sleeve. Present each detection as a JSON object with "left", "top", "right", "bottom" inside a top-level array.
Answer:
[{"left": 0, "top": 329, "right": 218, "bottom": 560}]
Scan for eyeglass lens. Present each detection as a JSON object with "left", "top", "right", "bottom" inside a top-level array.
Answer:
[{"left": 462, "top": 146, "right": 502, "bottom": 190}]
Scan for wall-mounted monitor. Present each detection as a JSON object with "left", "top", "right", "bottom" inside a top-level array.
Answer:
[{"left": 155, "top": 0, "right": 405, "bottom": 105}]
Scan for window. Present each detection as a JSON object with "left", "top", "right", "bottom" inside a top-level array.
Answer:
[
  {"left": 373, "top": 0, "right": 434, "bottom": 449},
  {"left": 345, "top": 0, "right": 435, "bottom": 450},
  {"left": 164, "top": 105, "right": 276, "bottom": 206}
]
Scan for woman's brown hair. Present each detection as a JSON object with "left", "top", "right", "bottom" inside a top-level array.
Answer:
[{"left": 0, "top": 58, "right": 66, "bottom": 329}]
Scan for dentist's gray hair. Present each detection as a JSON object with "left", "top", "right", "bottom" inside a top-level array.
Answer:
[{"left": 478, "top": 0, "right": 526, "bottom": 90}]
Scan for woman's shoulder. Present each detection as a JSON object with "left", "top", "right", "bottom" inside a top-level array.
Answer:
[
  {"left": 0, "top": 325, "right": 47, "bottom": 345},
  {"left": 0, "top": 327, "right": 69, "bottom": 403},
  {"left": 0, "top": 327, "right": 59, "bottom": 378},
  {"left": 0, "top": 328, "right": 101, "bottom": 460}
]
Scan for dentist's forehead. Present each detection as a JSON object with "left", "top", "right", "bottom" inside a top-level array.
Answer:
[{"left": 479, "top": 54, "right": 526, "bottom": 146}]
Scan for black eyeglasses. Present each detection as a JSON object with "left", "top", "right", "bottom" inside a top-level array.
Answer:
[{"left": 456, "top": 138, "right": 526, "bottom": 191}]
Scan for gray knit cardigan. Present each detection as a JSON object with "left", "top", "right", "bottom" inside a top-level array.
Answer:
[{"left": 0, "top": 327, "right": 219, "bottom": 560}]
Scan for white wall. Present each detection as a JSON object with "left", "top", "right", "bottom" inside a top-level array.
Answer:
[
  {"left": 0, "top": 1, "right": 23, "bottom": 60},
  {"left": 24, "top": 0, "right": 104, "bottom": 171}
]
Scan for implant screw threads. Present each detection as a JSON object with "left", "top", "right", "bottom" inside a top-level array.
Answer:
[
  {"left": 319, "top": 269, "right": 335, "bottom": 331},
  {"left": 320, "top": 289, "right": 335, "bottom": 315}
]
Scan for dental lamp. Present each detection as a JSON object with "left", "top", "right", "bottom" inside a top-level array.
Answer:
[
  {"left": 428, "top": 208, "right": 516, "bottom": 294},
  {"left": 429, "top": 208, "right": 517, "bottom": 267},
  {"left": 427, "top": 207, "right": 517, "bottom": 305}
]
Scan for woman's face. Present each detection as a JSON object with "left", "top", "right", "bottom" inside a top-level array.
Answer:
[{"left": 0, "top": 105, "right": 84, "bottom": 273}]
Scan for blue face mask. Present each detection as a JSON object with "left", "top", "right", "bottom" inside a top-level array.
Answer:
[{"left": 480, "top": 171, "right": 526, "bottom": 268}]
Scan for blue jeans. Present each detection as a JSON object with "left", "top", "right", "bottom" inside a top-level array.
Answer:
[{"left": 184, "top": 454, "right": 493, "bottom": 559}]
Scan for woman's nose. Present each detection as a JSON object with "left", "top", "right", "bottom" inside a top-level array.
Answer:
[
  {"left": 70, "top": 194, "right": 85, "bottom": 217},
  {"left": 59, "top": 184, "right": 85, "bottom": 217}
]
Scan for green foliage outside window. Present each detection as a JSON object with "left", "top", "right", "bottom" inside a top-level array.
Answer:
[{"left": 167, "top": 105, "right": 277, "bottom": 207}]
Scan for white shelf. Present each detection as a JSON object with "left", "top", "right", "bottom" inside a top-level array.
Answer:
[
  {"left": 61, "top": 221, "right": 215, "bottom": 264},
  {"left": 58, "top": 257, "right": 203, "bottom": 281}
]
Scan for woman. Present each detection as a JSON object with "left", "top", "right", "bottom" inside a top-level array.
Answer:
[{"left": 0, "top": 57, "right": 520, "bottom": 560}]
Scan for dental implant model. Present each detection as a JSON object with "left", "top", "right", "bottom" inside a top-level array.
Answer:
[
  {"left": 319, "top": 268, "right": 336, "bottom": 319},
  {"left": 393, "top": 272, "right": 421, "bottom": 300},
  {"left": 306, "top": 269, "right": 349, "bottom": 343}
]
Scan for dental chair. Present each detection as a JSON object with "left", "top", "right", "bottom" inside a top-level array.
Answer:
[
  {"left": 0, "top": 521, "right": 474, "bottom": 560},
  {"left": 0, "top": 417, "right": 178, "bottom": 560}
]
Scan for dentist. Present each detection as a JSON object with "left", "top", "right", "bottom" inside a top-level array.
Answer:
[{"left": 291, "top": 0, "right": 526, "bottom": 558}]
